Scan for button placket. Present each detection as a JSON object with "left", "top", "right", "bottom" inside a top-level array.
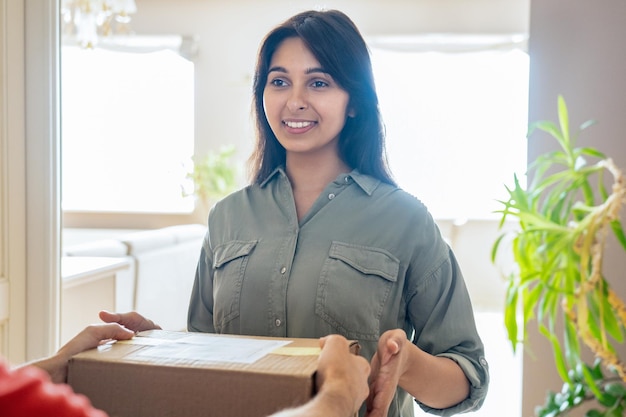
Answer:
[{"left": 274, "top": 264, "right": 288, "bottom": 329}]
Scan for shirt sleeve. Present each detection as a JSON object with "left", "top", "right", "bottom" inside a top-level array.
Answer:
[
  {"left": 187, "top": 231, "right": 216, "bottom": 333},
  {"left": 407, "top": 249, "right": 490, "bottom": 416},
  {"left": 0, "top": 360, "right": 108, "bottom": 417}
]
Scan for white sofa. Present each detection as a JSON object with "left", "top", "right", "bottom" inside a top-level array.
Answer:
[{"left": 62, "top": 224, "right": 207, "bottom": 331}]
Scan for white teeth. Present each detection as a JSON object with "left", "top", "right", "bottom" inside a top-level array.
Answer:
[{"left": 284, "top": 121, "right": 312, "bottom": 129}]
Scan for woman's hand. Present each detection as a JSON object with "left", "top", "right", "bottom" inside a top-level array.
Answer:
[
  {"left": 367, "top": 329, "right": 471, "bottom": 416},
  {"left": 98, "top": 310, "right": 162, "bottom": 333},
  {"left": 366, "top": 329, "right": 410, "bottom": 417}
]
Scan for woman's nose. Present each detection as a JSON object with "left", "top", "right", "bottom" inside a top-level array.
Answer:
[{"left": 287, "top": 89, "right": 308, "bottom": 112}]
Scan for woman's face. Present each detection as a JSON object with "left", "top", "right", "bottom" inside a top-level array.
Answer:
[{"left": 262, "top": 37, "right": 352, "bottom": 159}]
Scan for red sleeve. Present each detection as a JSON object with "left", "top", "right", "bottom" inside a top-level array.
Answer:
[{"left": 0, "top": 359, "right": 108, "bottom": 417}]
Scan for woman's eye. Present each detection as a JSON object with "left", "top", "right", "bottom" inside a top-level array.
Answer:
[
  {"left": 269, "top": 79, "right": 286, "bottom": 87},
  {"left": 311, "top": 80, "right": 328, "bottom": 88}
]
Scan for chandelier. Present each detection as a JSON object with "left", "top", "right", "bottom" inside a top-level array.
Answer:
[{"left": 61, "top": 0, "right": 138, "bottom": 48}]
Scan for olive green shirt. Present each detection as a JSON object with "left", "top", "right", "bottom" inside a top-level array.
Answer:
[{"left": 188, "top": 168, "right": 489, "bottom": 416}]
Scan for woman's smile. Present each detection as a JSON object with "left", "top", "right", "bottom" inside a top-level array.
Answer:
[
  {"left": 283, "top": 120, "right": 314, "bottom": 129},
  {"left": 282, "top": 119, "right": 317, "bottom": 133}
]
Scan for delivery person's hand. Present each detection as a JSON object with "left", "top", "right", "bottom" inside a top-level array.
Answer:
[
  {"left": 270, "top": 334, "right": 370, "bottom": 417},
  {"left": 316, "top": 335, "right": 371, "bottom": 414},
  {"left": 24, "top": 323, "right": 135, "bottom": 383},
  {"left": 99, "top": 310, "right": 162, "bottom": 333}
]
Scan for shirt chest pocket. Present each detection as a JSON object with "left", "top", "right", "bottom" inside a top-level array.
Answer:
[
  {"left": 212, "top": 240, "right": 257, "bottom": 331},
  {"left": 315, "top": 241, "right": 400, "bottom": 341}
]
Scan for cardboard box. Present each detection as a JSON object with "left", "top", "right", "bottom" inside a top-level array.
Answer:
[{"left": 68, "top": 330, "right": 359, "bottom": 417}]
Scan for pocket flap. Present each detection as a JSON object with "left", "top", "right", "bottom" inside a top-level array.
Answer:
[
  {"left": 329, "top": 242, "right": 399, "bottom": 282},
  {"left": 213, "top": 240, "right": 257, "bottom": 268}
]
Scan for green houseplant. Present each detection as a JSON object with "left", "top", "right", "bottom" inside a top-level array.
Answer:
[
  {"left": 491, "top": 96, "right": 626, "bottom": 416},
  {"left": 184, "top": 145, "right": 238, "bottom": 219}
]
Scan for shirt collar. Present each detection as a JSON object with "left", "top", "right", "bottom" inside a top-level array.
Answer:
[
  {"left": 347, "top": 170, "right": 379, "bottom": 196},
  {"left": 259, "top": 166, "right": 285, "bottom": 188},
  {"left": 260, "top": 166, "right": 380, "bottom": 196}
]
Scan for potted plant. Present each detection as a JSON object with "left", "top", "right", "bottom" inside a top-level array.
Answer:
[
  {"left": 184, "top": 145, "right": 238, "bottom": 221},
  {"left": 491, "top": 96, "right": 626, "bottom": 416}
]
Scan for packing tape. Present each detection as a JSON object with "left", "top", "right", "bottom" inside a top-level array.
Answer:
[{"left": 271, "top": 346, "right": 322, "bottom": 356}]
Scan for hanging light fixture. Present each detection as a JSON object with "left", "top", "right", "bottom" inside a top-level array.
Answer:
[{"left": 61, "top": 0, "right": 138, "bottom": 48}]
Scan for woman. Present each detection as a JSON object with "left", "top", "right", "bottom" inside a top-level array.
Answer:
[{"left": 109, "top": 9, "right": 489, "bottom": 417}]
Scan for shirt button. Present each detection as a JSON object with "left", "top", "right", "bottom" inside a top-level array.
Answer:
[
  {"left": 479, "top": 357, "right": 488, "bottom": 367},
  {"left": 280, "top": 266, "right": 286, "bottom": 274},
  {"left": 275, "top": 319, "right": 282, "bottom": 327},
  {"left": 344, "top": 176, "right": 350, "bottom": 183},
  {"left": 328, "top": 193, "right": 335, "bottom": 200}
]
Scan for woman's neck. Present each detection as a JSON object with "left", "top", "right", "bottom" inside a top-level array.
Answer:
[
  {"left": 285, "top": 153, "right": 350, "bottom": 193},
  {"left": 285, "top": 153, "right": 351, "bottom": 221}
]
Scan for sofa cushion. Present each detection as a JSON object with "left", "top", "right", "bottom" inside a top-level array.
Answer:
[
  {"left": 120, "top": 230, "right": 177, "bottom": 255},
  {"left": 63, "top": 239, "right": 129, "bottom": 257},
  {"left": 162, "top": 224, "right": 207, "bottom": 244},
  {"left": 119, "top": 224, "right": 206, "bottom": 330}
]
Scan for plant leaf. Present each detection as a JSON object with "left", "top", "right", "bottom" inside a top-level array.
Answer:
[
  {"left": 540, "top": 324, "right": 570, "bottom": 383},
  {"left": 557, "top": 95, "right": 571, "bottom": 150}
]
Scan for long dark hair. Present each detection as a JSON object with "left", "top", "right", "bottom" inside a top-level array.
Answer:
[{"left": 248, "top": 9, "right": 396, "bottom": 186}]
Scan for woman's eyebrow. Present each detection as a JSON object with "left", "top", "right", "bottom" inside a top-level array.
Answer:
[
  {"left": 268, "top": 66, "right": 287, "bottom": 74},
  {"left": 305, "top": 67, "right": 328, "bottom": 75},
  {"left": 267, "top": 66, "right": 329, "bottom": 75}
]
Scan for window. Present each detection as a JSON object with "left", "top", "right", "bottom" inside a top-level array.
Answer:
[
  {"left": 61, "top": 42, "right": 195, "bottom": 213},
  {"left": 370, "top": 35, "right": 529, "bottom": 220},
  {"left": 369, "top": 36, "right": 527, "bottom": 417}
]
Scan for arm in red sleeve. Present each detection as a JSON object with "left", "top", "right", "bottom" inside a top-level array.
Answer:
[{"left": 0, "top": 359, "right": 108, "bottom": 417}]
